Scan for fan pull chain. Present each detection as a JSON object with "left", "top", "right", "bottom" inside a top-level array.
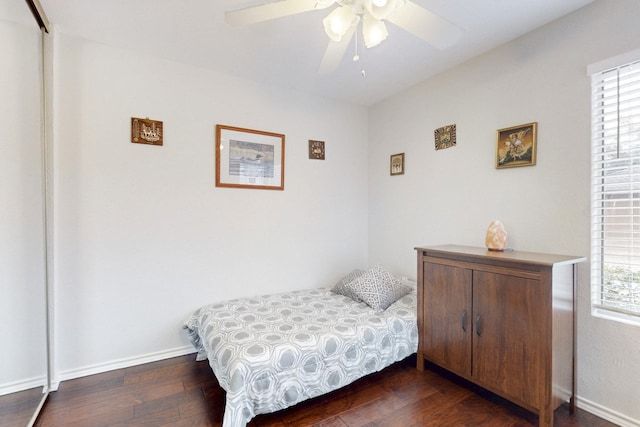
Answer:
[
  {"left": 353, "top": 24, "right": 366, "bottom": 78},
  {"left": 353, "top": 26, "right": 360, "bottom": 62}
]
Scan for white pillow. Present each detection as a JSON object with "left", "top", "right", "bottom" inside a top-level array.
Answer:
[{"left": 344, "top": 265, "right": 412, "bottom": 312}]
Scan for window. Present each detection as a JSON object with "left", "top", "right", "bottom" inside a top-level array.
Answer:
[{"left": 590, "top": 52, "right": 640, "bottom": 325}]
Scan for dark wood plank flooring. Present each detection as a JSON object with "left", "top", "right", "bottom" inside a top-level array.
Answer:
[
  {"left": 0, "top": 387, "right": 46, "bottom": 427},
  {"left": 28, "top": 354, "right": 617, "bottom": 427}
]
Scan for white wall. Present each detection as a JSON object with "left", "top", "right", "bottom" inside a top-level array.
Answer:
[
  {"left": 52, "top": 34, "right": 369, "bottom": 379},
  {"left": 368, "top": 0, "right": 640, "bottom": 425},
  {"left": 0, "top": 19, "right": 48, "bottom": 394}
]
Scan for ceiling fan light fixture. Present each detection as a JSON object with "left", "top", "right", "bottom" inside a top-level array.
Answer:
[
  {"left": 323, "top": 5, "right": 358, "bottom": 42},
  {"left": 364, "top": 0, "right": 405, "bottom": 20},
  {"left": 362, "top": 13, "right": 388, "bottom": 48},
  {"left": 225, "top": 0, "right": 464, "bottom": 75}
]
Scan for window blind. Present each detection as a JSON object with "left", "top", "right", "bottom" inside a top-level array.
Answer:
[{"left": 591, "top": 58, "right": 640, "bottom": 321}]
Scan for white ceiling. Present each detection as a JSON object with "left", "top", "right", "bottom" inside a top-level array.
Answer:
[
  {"left": 1, "top": 0, "right": 39, "bottom": 25},
  {"left": 37, "top": 0, "right": 594, "bottom": 106}
]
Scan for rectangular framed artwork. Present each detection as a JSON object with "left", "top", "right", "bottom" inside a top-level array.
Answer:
[
  {"left": 308, "top": 140, "right": 325, "bottom": 160},
  {"left": 496, "top": 122, "right": 537, "bottom": 169},
  {"left": 131, "top": 117, "right": 163, "bottom": 146},
  {"left": 390, "top": 153, "right": 405, "bottom": 176},
  {"left": 216, "top": 124, "right": 285, "bottom": 190}
]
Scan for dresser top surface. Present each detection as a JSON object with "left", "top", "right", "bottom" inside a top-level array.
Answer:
[{"left": 415, "top": 244, "right": 586, "bottom": 267}]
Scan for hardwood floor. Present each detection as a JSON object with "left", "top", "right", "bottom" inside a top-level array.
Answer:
[
  {"left": 29, "top": 354, "right": 616, "bottom": 427},
  {"left": 0, "top": 387, "right": 46, "bottom": 427}
]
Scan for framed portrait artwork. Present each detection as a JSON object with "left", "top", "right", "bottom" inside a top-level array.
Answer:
[
  {"left": 496, "top": 122, "right": 537, "bottom": 169},
  {"left": 390, "top": 153, "right": 405, "bottom": 176},
  {"left": 216, "top": 124, "right": 285, "bottom": 190}
]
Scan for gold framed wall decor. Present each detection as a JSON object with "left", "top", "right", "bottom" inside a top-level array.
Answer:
[
  {"left": 216, "top": 124, "right": 285, "bottom": 190},
  {"left": 434, "top": 124, "right": 456, "bottom": 150},
  {"left": 496, "top": 122, "right": 537, "bottom": 169},
  {"left": 131, "top": 117, "right": 163, "bottom": 146},
  {"left": 390, "top": 153, "right": 405, "bottom": 176}
]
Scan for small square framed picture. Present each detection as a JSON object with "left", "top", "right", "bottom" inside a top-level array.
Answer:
[
  {"left": 434, "top": 124, "right": 456, "bottom": 150},
  {"left": 496, "top": 122, "right": 537, "bottom": 169},
  {"left": 390, "top": 153, "right": 405, "bottom": 176}
]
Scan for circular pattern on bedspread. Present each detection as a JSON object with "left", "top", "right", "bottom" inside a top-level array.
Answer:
[{"left": 184, "top": 288, "right": 418, "bottom": 427}]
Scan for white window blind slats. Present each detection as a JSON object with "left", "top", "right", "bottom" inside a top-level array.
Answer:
[
  {"left": 592, "top": 174, "right": 640, "bottom": 181},
  {"left": 592, "top": 93, "right": 640, "bottom": 113},
  {"left": 591, "top": 121, "right": 640, "bottom": 137},
  {"left": 593, "top": 84, "right": 640, "bottom": 105},
  {"left": 591, "top": 58, "right": 640, "bottom": 320},
  {"left": 591, "top": 227, "right": 640, "bottom": 236},
  {"left": 592, "top": 188, "right": 640, "bottom": 197}
]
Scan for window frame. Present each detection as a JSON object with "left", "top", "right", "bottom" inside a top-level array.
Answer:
[{"left": 590, "top": 51, "right": 640, "bottom": 326}]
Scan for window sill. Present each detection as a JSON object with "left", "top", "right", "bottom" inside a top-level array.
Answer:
[{"left": 592, "top": 306, "right": 640, "bottom": 327}]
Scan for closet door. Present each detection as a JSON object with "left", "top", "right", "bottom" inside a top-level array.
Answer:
[
  {"left": 423, "top": 262, "right": 472, "bottom": 378},
  {"left": 472, "top": 270, "right": 545, "bottom": 408},
  {"left": 0, "top": 0, "right": 50, "bottom": 425}
]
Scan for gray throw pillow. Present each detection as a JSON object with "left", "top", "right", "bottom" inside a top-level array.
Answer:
[
  {"left": 330, "top": 269, "right": 366, "bottom": 302},
  {"left": 344, "top": 265, "right": 412, "bottom": 312}
]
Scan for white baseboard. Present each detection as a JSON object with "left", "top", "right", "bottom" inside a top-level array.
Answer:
[
  {"left": 0, "top": 375, "right": 47, "bottom": 397},
  {"left": 577, "top": 396, "right": 640, "bottom": 427},
  {"left": 52, "top": 345, "right": 196, "bottom": 389}
]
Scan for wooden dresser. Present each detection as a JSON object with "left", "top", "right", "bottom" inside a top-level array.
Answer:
[{"left": 415, "top": 245, "right": 585, "bottom": 427}]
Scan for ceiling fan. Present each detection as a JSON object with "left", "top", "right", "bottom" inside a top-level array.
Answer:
[{"left": 225, "top": 0, "right": 464, "bottom": 74}]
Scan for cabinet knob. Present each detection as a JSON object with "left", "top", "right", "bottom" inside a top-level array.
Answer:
[{"left": 476, "top": 314, "right": 482, "bottom": 337}]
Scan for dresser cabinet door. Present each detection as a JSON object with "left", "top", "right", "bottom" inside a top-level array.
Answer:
[
  {"left": 423, "top": 262, "right": 472, "bottom": 378},
  {"left": 472, "top": 270, "right": 545, "bottom": 408}
]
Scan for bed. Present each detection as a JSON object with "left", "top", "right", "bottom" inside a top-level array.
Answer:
[{"left": 183, "top": 266, "right": 418, "bottom": 427}]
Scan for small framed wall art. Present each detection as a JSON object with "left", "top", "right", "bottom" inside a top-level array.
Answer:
[
  {"left": 390, "top": 153, "right": 405, "bottom": 176},
  {"left": 496, "top": 122, "right": 537, "bottom": 169},
  {"left": 309, "top": 140, "right": 325, "bottom": 160},
  {"left": 131, "top": 117, "right": 163, "bottom": 146},
  {"left": 434, "top": 124, "right": 456, "bottom": 150},
  {"left": 216, "top": 124, "right": 285, "bottom": 190}
]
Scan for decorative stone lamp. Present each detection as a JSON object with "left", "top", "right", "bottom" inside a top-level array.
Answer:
[{"left": 485, "top": 220, "right": 508, "bottom": 251}]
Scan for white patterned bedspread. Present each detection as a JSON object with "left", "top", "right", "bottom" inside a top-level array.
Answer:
[{"left": 183, "top": 288, "right": 418, "bottom": 427}]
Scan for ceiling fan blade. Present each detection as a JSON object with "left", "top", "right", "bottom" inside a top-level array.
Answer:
[
  {"left": 317, "top": 26, "right": 356, "bottom": 74},
  {"left": 387, "top": 0, "right": 464, "bottom": 49},
  {"left": 226, "top": 0, "right": 321, "bottom": 27}
]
